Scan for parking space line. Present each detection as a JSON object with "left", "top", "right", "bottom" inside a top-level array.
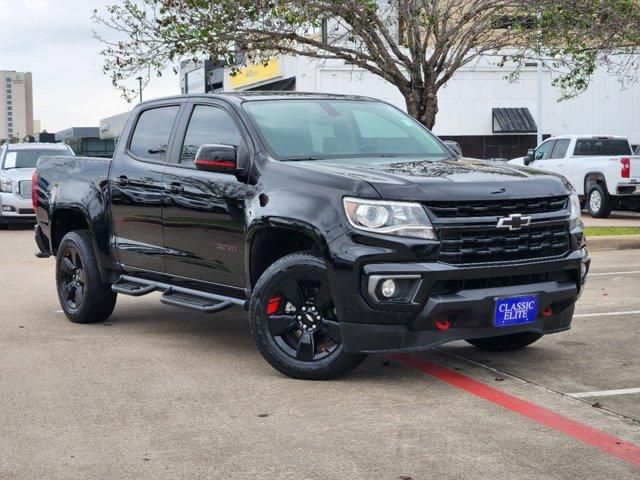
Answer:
[
  {"left": 574, "top": 310, "right": 640, "bottom": 318},
  {"left": 567, "top": 388, "right": 640, "bottom": 398},
  {"left": 589, "top": 271, "right": 640, "bottom": 276},
  {"left": 389, "top": 353, "right": 640, "bottom": 468}
]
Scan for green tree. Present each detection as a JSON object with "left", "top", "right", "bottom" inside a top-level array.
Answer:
[{"left": 93, "top": 0, "right": 640, "bottom": 128}]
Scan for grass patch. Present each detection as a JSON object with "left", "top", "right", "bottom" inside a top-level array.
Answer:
[{"left": 584, "top": 226, "right": 640, "bottom": 237}]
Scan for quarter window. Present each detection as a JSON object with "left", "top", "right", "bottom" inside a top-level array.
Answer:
[
  {"left": 180, "top": 106, "right": 242, "bottom": 166},
  {"left": 129, "top": 106, "right": 180, "bottom": 161}
]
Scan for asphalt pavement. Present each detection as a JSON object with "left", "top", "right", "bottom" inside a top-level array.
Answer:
[{"left": 1, "top": 227, "right": 639, "bottom": 479}]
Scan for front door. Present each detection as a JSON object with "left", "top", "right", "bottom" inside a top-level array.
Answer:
[
  {"left": 110, "top": 104, "right": 182, "bottom": 272},
  {"left": 162, "top": 102, "right": 249, "bottom": 287}
]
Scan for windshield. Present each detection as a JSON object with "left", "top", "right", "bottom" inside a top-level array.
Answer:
[
  {"left": 2, "top": 148, "right": 72, "bottom": 169},
  {"left": 243, "top": 99, "right": 450, "bottom": 161}
]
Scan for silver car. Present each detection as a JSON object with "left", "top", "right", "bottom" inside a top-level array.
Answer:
[{"left": 0, "top": 143, "right": 74, "bottom": 228}]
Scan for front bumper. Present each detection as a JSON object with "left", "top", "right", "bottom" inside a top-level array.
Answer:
[
  {"left": 0, "top": 192, "right": 35, "bottom": 223},
  {"left": 336, "top": 249, "right": 589, "bottom": 354}
]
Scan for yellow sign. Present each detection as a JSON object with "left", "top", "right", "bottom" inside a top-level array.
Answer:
[{"left": 229, "top": 59, "right": 281, "bottom": 89}]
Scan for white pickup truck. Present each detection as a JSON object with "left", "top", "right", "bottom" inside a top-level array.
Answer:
[{"left": 509, "top": 135, "right": 640, "bottom": 218}]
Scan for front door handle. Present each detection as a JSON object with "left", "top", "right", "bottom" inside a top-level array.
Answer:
[
  {"left": 117, "top": 175, "right": 130, "bottom": 186},
  {"left": 169, "top": 182, "right": 184, "bottom": 194}
]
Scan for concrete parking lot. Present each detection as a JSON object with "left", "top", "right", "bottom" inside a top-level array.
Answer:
[{"left": 1, "top": 227, "right": 639, "bottom": 479}]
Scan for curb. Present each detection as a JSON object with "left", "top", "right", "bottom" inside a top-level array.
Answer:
[{"left": 586, "top": 234, "right": 640, "bottom": 252}]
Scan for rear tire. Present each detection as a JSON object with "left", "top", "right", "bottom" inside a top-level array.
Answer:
[
  {"left": 586, "top": 183, "right": 613, "bottom": 218},
  {"left": 56, "top": 230, "right": 117, "bottom": 324},
  {"left": 466, "top": 332, "right": 543, "bottom": 351},
  {"left": 249, "top": 253, "right": 367, "bottom": 380}
]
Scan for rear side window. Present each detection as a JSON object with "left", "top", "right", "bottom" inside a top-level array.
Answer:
[
  {"left": 129, "top": 106, "right": 180, "bottom": 161},
  {"left": 180, "top": 106, "right": 243, "bottom": 165},
  {"left": 574, "top": 139, "right": 631, "bottom": 156},
  {"left": 550, "top": 139, "right": 570, "bottom": 159}
]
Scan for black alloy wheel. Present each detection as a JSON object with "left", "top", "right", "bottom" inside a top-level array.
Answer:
[
  {"left": 55, "top": 230, "right": 117, "bottom": 324},
  {"left": 266, "top": 274, "right": 341, "bottom": 362},
  {"left": 58, "top": 246, "right": 87, "bottom": 310},
  {"left": 250, "top": 253, "right": 367, "bottom": 380}
]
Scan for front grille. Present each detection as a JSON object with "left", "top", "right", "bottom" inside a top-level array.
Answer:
[
  {"left": 438, "top": 223, "right": 570, "bottom": 264},
  {"left": 18, "top": 180, "right": 31, "bottom": 198},
  {"left": 18, "top": 208, "right": 35, "bottom": 215},
  {"left": 425, "top": 196, "right": 568, "bottom": 218}
]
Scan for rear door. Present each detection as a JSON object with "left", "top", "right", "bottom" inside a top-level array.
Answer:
[
  {"left": 110, "top": 102, "right": 183, "bottom": 272},
  {"left": 161, "top": 99, "right": 250, "bottom": 288}
]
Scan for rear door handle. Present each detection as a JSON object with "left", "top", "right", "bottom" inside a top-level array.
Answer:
[
  {"left": 117, "top": 175, "right": 130, "bottom": 186},
  {"left": 168, "top": 182, "right": 184, "bottom": 194}
]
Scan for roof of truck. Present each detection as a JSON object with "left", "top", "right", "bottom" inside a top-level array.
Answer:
[
  {"left": 5, "top": 143, "right": 71, "bottom": 150},
  {"left": 549, "top": 135, "right": 629, "bottom": 141},
  {"left": 138, "top": 92, "right": 380, "bottom": 106}
]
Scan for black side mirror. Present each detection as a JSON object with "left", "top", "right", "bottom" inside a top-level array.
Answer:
[
  {"left": 524, "top": 148, "right": 535, "bottom": 165},
  {"left": 194, "top": 144, "right": 240, "bottom": 173}
]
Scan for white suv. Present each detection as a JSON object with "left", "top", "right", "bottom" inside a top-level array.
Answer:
[{"left": 0, "top": 143, "right": 74, "bottom": 229}]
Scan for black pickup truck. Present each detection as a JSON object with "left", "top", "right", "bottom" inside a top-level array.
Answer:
[{"left": 33, "top": 93, "right": 589, "bottom": 379}]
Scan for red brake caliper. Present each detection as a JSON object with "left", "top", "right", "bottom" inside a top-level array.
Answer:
[{"left": 266, "top": 296, "right": 282, "bottom": 315}]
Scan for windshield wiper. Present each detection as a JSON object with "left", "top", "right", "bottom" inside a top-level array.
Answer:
[{"left": 282, "top": 157, "right": 321, "bottom": 162}]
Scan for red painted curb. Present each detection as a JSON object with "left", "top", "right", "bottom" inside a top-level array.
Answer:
[{"left": 389, "top": 353, "right": 640, "bottom": 468}]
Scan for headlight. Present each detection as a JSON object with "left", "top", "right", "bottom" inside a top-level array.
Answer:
[
  {"left": 569, "top": 192, "right": 582, "bottom": 230},
  {"left": 343, "top": 197, "right": 437, "bottom": 239},
  {"left": 0, "top": 177, "right": 12, "bottom": 193}
]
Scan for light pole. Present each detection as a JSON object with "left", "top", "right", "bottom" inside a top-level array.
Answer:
[
  {"left": 536, "top": 11, "right": 543, "bottom": 146},
  {"left": 136, "top": 76, "right": 143, "bottom": 102}
]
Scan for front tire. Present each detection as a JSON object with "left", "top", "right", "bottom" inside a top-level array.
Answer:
[
  {"left": 586, "top": 183, "right": 613, "bottom": 218},
  {"left": 56, "top": 230, "right": 117, "bottom": 324},
  {"left": 466, "top": 332, "right": 543, "bottom": 351},
  {"left": 249, "top": 253, "right": 367, "bottom": 380}
]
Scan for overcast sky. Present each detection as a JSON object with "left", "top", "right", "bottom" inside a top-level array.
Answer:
[{"left": 0, "top": 0, "right": 178, "bottom": 132}]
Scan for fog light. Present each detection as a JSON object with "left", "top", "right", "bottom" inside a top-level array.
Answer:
[
  {"left": 2, "top": 205, "right": 14, "bottom": 212},
  {"left": 380, "top": 279, "right": 397, "bottom": 298}
]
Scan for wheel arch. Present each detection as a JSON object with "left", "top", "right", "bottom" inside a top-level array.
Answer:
[
  {"left": 246, "top": 219, "right": 331, "bottom": 291},
  {"left": 51, "top": 207, "right": 117, "bottom": 283},
  {"left": 584, "top": 172, "right": 607, "bottom": 195}
]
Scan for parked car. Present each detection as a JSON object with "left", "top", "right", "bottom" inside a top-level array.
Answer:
[
  {"left": 509, "top": 135, "right": 640, "bottom": 217},
  {"left": 0, "top": 143, "right": 74, "bottom": 229},
  {"left": 33, "top": 93, "right": 589, "bottom": 380}
]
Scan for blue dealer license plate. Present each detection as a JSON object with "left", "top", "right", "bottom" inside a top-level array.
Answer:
[{"left": 494, "top": 295, "right": 538, "bottom": 327}]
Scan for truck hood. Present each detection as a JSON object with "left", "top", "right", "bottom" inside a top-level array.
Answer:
[
  {"left": 1, "top": 167, "right": 34, "bottom": 182},
  {"left": 296, "top": 157, "right": 570, "bottom": 201}
]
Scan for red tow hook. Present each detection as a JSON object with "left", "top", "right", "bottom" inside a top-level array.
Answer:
[
  {"left": 434, "top": 318, "right": 451, "bottom": 331},
  {"left": 541, "top": 307, "right": 554, "bottom": 318}
]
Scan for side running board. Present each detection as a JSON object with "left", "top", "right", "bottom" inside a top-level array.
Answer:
[{"left": 112, "top": 275, "right": 246, "bottom": 313}]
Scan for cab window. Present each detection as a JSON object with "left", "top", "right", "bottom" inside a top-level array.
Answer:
[
  {"left": 534, "top": 140, "right": 555, "bottom": 160},
  {"left": 180, "top": 106, "right": 243, "bottom": 166}
]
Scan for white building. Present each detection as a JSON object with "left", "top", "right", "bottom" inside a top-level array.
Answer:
[
  {"left": 212, "top": 54, "right": 640, "bottom": 159},
  {"left": 0, "top": 70, "right": 34, "bottom": 140}
]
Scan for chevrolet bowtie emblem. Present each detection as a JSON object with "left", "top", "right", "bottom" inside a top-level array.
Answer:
[{"left": 496, "top": 213, "right": 531, "bottom": 231}]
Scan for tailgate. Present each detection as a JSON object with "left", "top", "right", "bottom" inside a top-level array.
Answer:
[{"left": 629, "top": 156, "right": 640, "bottom": 179}]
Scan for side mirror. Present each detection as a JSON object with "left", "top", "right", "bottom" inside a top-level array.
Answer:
[
  {"left": 524, "top": 148, "right": 535, "bottom": 165},
  {"left": 443, "top": 140, "right": 462, "bottom": 157},
  {"left": 194, "top": 144, "right": 240, "bottom": 173}
]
